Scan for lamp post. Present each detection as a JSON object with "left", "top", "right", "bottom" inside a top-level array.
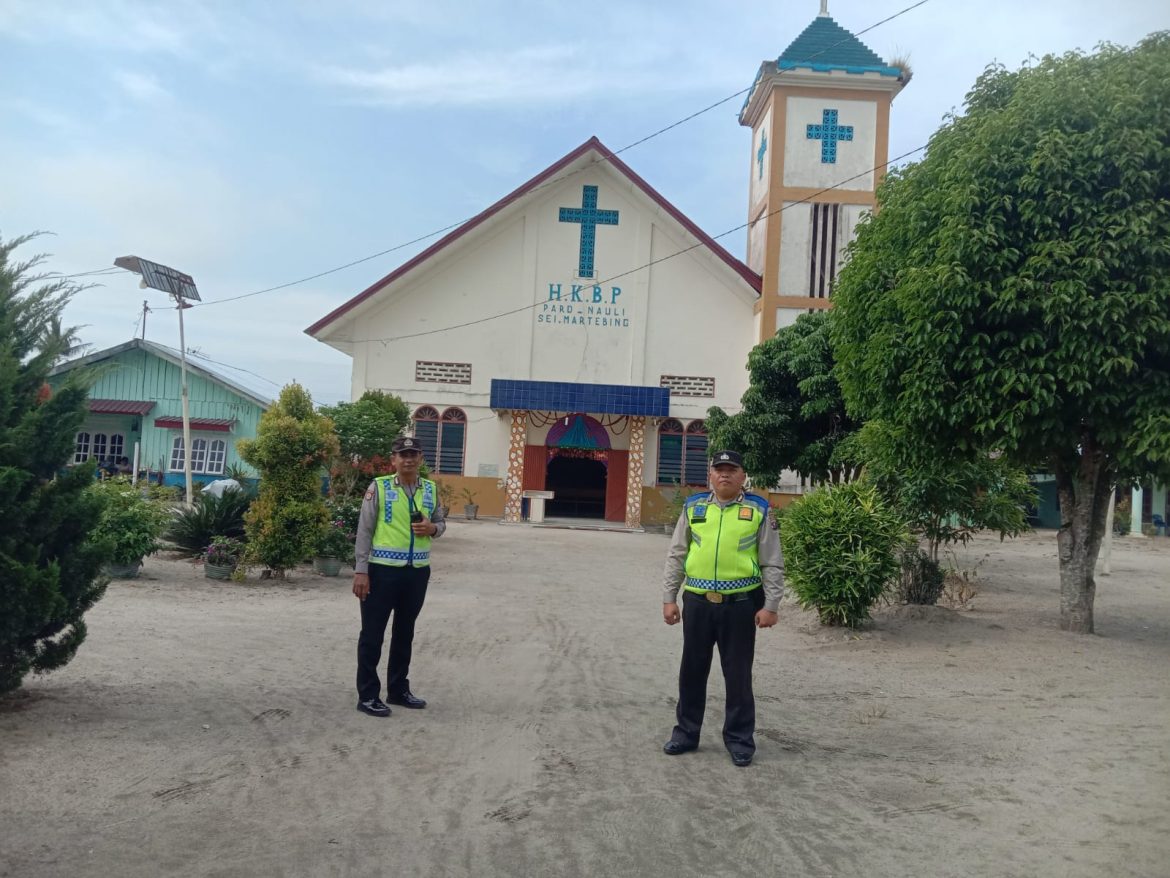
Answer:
[{"left": 114, "top": 256, "right": 200, "bottom": 507}]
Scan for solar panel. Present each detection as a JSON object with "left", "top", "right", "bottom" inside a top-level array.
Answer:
[{"left": 114, "top": 256, "right": 200, "bottom": 301}]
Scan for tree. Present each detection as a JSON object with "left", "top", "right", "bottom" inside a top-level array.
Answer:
[
  {"left": 238, "top": 383, "right": 338, "bottom": 577},
  {"left": 853, "top": 421, "right": 1035, "bottom": 562},
  {"left": 831, "top": 36, "right": 1170, "bottom": 633},
  {"left": 0, "top": 234, "right": 111, "bottom": 695},
  {"left": 707, "top": 311, "right": 860, "bottom": 486},
  {"left": 319, "top": 390, "right": 410, "bottom": 497}
]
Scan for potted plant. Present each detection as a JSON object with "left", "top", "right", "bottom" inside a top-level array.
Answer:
[
  {"left": 459, "top": 485, "right": 479, "bottom": 520},
  {"left": 89, "top": 478, "right": 169, "bottom": 578},
  {"left": 313, "top": 519, "right": 354, "bottom": 577},
  {"left": 435, "top": 479, "right": 455, "bottom": 518},
  {"left": 203, "top": 536, "right": 245, "bottom": 580}
]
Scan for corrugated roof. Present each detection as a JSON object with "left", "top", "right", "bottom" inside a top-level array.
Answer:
[
  {"left": 777, "top": 16, "right": 900, "bottom": 75},
  {"left": 154, "top": 416, "right": 236, "bottom": 433},
  {"left": 89, "top": 399, "right": 156, "bottom": 415}
]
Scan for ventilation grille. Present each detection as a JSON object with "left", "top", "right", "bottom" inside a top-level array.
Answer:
[
  {"left": 660, "top": 375, "right": 716, "bottom": 398},
  {"left": 415, "top": 361, "right": 472, "bottom": 384}
]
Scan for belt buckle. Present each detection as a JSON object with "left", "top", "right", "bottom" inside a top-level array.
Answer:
[{"left": 704, "top": 591, "right": 724, "bottom": 604}]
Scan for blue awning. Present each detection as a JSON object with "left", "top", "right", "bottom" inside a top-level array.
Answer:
[{"left": 490, "top": 379, "right": 670, "bottom": 417}]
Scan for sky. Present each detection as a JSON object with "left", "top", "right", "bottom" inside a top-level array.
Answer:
[{"left": 2, "top": 0, "right": 1166, "bottom": 405}]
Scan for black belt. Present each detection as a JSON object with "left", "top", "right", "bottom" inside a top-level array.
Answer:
[{"left": 684, "top": 587, "right": 761, "bottom": 604}]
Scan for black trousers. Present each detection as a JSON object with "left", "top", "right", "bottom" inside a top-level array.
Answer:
[
  {"left": 356, "top": 564, "right": 430, "bottom": 702},
  {"left": 672, "top": 587, "right": 764, "bottom": 754}
]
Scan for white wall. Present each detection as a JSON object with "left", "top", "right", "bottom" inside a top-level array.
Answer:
[{"left": 783, "top": 96, "right": 877, "bottom": 192}]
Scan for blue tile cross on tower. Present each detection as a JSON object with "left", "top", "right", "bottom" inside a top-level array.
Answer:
[
  {"left": 558, "top": 185, "right": 619, "bottom": 279},
  {"left": 806, "top": 109, "right": 854, "bottom": 164},
  {"left": 756, "top": 132, "right": 768, "bottom": 180}
]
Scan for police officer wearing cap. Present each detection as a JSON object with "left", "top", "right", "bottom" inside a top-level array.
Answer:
[
  {"left": 661, "top": 449, "right": 784, "bottom": 766},
  {"left": 351, "top": 435, "right": 446, "bottom": 717}
]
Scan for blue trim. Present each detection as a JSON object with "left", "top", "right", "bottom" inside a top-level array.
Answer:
[
  {"left": 490, "top": 378, "right": 669, "bottom": 417},
  {"left": 371, "top": 549, "right": 431, "bottom": 563}
]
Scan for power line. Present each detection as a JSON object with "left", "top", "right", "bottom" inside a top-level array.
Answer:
[
  {"left": 332, "top": 143, "right": 928, "bottom": 347},
  {"left": 184, "top": 349, "right": 284, "bottom": 389},
  {"left": 194, "top": 0, "right": 930, "bottom": 309}
]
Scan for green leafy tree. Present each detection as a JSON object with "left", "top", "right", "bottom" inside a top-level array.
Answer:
[
  {"left": 0, "top": 234, "right": 110, "bottom": 694},
  {"left": 831, "top": 36, "right": 1170, "bottom": 633},
  {"left": 86, "top": 478, "right": 170, "bottom": 566},
  {"left": 707, "top": 311, "right": 860, "bottom": 486},
  {"left": 238, "top": 383, "right": 338, "bottom": 578},
  {"left": 320, "top": 390, "right": 410, "bottom": 497},
  {"left": 854, "top": 421, "right": 1036, "bottom": 562}
]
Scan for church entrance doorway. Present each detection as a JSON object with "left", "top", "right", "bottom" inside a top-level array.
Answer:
[
  {"left": 543, "top": 414, "right": 613, "bottom": 520},
  {"left": 546, "top": 452, "right": 607, "bottom": 518}
]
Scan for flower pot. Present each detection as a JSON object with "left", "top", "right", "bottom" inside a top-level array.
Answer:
[
  {"left": 313, "top": 557, "right": 343, "bottom": 577},
  {"left": 463, "top": 503, "right": 479, "bottom": 520},
  {"left": 204, "top": 562, "right": 234, "bottom": 580},
  {"left": 107, "top": 560, "right": 142, "bottom": 579}
]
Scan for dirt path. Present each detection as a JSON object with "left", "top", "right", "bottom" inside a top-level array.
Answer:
[{"left": 2, "top": 525, "right": 1168, "bottom": 877}]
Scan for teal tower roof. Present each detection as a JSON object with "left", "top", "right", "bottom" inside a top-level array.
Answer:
[{"left": 777, "top": 15, "right": 901, "bottom": 76}]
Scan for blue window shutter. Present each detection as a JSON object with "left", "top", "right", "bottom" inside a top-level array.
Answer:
[
  {"left": 657, "top": 434, "right": 683, "bottom": 485},
  {"left": 414, "top": 419, "right": 439, "bottom": 468},
  {"left": 684, "top": 435, "right": 709, "bottom": 486},
  {"left": 438, "top": 422, "right": 465, "bottom": 475}
]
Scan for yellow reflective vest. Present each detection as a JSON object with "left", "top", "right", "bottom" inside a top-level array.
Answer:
[
  {"left": 682, "top": 492, "right": 769, "bottom": 594},
  {"left": 370, "top": 476, "right": 438, "bottom": 568}
]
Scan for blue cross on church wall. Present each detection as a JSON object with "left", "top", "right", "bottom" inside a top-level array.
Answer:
[
  {"left": 559, "top": 185, "right": 619, "bottom": 279},
  {"left": 756, "top": 132, "right": 767, "bottom": 180},
  {"left": 806, "top": 109, "right": 854, "bottom": 164}
]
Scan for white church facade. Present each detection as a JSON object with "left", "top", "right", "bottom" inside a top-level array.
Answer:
[{"left": 307, "top": 8, "right": 907, "bottom": 528}]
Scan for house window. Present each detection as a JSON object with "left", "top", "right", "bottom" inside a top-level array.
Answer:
[
  {"left": 411, "top": 405, "right": 466, "bottom": 475},
  {"left": 109, "top": 434, "right": 125, "bottom": 461},
  {"left": 207, "top": 439, "right": 226, "bottom": 475},
  {"left": 809, "top": 202, "right": 841, "bottom": 298},
  {"left": 170, "top": 436, "right": 185, "bottom": 471},
  {"left": 190, "top": 438, "right": 208, "bottom": 473},
  {"left": 74, "top": 432, "right": 91, "bottom": 464},
  {"left": 92, "top": 433, "right": 108, "bottom": 461}
]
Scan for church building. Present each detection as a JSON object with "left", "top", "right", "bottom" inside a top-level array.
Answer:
[{"left": 306, "top": 6, "right": 907, "bottom": 528}]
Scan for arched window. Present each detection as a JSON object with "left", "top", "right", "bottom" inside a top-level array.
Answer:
[
  {"left": 108, "top": 434, "right": 125, "bottom": 461},
  {"left": 207, "top": 439, "right": 227, "bottom": 475},
  {"left": 656, "top": 419, "right": 709, "bottom": 486},
  {"left": 656, "top": 419, "right": 684, "bottom": 485},
  {"left": 438, "top": 408, "right": 467, "bottom": 475},
  {"left": 683, "top": 420, "right": 709, "bottom": 486},
  {"left": 92, "top": 433, "right": 108, "bottom": 462},
  {"left": 190, "top": 438, "right": 208, "bottom": 473},
  {"left": 412, "top": 406, "right": 441, "bottom": 469},
  {"left": 410, "top": 405, "right": 466, "bottom": 475},
  {"left": 170, "top": 436, "right": 185, "bottom": 471},
  {"left": 74, "top": 432, "right": 91, "bottom": 464}
]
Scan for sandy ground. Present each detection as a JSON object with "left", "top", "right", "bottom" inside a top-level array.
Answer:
[{"left": 2, "top": 523, "right": 1168, "bottom": 878}]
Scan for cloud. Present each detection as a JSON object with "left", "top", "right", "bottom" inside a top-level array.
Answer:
[
  {"left": 112, "top": 70, "right": 171, "bottom": 103},
  {"left": 1, "top": 98, "right": 80, "bottom": 133}
]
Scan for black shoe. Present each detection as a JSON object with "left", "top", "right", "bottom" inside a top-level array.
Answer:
[
  {"left": 730, "top": 751, "right": 753, "bottom": 767},
  {"left": 387, "top": 691, "right": 427, "bottom": 709},
  {"left": 356, "top": 698, "right": 392, "bottom": 717},
  {"left": 663, "top": 739, "right": 697, "bottom": 756}
]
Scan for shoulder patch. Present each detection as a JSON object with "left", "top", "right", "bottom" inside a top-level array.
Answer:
[
  {"left": 738, "top": 506, "right": 754, "bottom": 521},
  {"left": 684, "top": 492, "right": 710, "bottom": 508}
]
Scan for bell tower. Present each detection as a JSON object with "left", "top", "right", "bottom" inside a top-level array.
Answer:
[{"left": 740, "top": 3, "right": 907, "bottom": 341}]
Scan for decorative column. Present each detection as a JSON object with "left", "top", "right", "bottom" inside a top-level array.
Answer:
[
  {"left": 1130, "top": 484, "right": 1145, "bottom": 537},
  {"left": 625, "top": 416, "right": 646, "bottom": 529},
  {"left": 503, "top": 410, "right": 528, "bottom": 523}
]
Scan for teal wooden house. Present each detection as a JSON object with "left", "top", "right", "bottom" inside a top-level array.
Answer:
[{"left": 49, "top": 339, "right": 270, "bottom": 487}]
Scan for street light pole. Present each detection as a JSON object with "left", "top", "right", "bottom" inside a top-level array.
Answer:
[
  {"left": 176, "top": 297, "right": 194, "bottom": 507},
  {"left": 113, "top": 255, "right": 201, "bottom": 508}
]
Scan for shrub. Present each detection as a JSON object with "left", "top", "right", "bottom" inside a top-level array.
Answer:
[
  {"left": 896, "top": 546, "right": 946, "bottom": 605},
  {"left": 326, "top": 495, "right": 362, "bottom": 535},
  {"left": 204, "top": 536, "right": 245, "bottom": 568},
  {"left": 780, "top": 481, "right": 910, "bottom": 627},
  {"left": 316, "top": 519, "right": 355, "bottom": 562},
  {"left": 164, "top": 489, "right": 252, "bottom": 556},
  {"left": 87, "top": 478, "right": 170, "bottom": 565}
]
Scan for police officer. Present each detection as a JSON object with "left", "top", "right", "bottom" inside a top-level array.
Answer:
[
  {"left": 352, "top": 436, "right": 446, "bottom": 717},
  {"left": 661, "top": 449, "right": 784, "bottom": 766}
]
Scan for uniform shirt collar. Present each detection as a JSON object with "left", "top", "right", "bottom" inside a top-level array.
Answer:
[{"left": 707, "top": 490, "right": 745, "bottom": 506}]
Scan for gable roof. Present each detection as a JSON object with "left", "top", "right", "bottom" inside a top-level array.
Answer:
[
  {"left": 778, "top": 16, "right": 901, "bottom": 76},
  {"left": 50, "top": 338, "right": 272, "bottom": 409},
  {"left": 305, "top": 136, "right": 760, "bottom": 338}
]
